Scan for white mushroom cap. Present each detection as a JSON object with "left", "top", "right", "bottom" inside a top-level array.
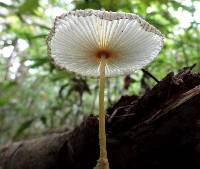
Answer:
[{"left": 47, "top": 9, "right": 164, "bottom": 77}]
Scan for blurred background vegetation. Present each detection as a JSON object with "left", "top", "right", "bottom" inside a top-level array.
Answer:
[{"left": 0, "top": 0, "right": 200, "bottom": 145}]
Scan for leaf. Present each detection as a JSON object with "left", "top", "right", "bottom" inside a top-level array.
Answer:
[
  {"left": 40, "top": 116, "right": 47, "bottom": 126},
  {"left": 13, "top": 119, "right": 34, "bottom": 140},
  {"left": 29, "top": 57, "right": 48, "bottom": 68},
  {"left": 2, "top": 81, "right": 17, "bottom": 89},
  {"left": 170, "top": 1, "right": 195, "bottom": 12},
  {"left": 18, "top": 0, "right": 40, "bottom": 15},
  {"left": 0, "top": 2, "right": 15, "bottom": 9}
]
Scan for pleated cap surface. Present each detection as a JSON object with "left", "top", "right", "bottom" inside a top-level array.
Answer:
[{"left": 47, "top": 10, "right": 164, "bottom": 77}]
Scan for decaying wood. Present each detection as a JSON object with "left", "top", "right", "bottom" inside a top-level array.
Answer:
[{"left": 1, "top": 68, "right": 200, "bottom": 169}]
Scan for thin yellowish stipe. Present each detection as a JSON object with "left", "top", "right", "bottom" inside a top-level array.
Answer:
[{"left": 97, "top": 57, "right": 109, "bottom": 169}]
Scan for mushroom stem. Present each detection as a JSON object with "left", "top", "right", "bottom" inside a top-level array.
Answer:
[{"left": 98, "top": 57, "right": 109, "bottom": 169}]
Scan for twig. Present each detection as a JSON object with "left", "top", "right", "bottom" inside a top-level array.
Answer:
[
  {"left": 107, "top": 105, "right": 134, "bottom": 123},
  {"left": 142, "top": 69, "right": 159, "bottom": 83}
]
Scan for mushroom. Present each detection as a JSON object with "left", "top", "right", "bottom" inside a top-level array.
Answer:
[{"left": 47, "top": 9, "right": 164, "bottom": 169}]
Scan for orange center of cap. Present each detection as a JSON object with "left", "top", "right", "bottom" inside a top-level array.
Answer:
[{"left": 95, "top": 49, "right": 112, "bottom": 59}]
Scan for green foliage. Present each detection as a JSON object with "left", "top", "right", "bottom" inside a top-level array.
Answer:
[
  {"left": 18, "top": 0, "right": 40, "bottom": 15},
  {"left": 0, "top": 0, "right": 200, "bottom": 145},
  {"left": 13, "top": 118, "right": 35, "bottom": 140}
]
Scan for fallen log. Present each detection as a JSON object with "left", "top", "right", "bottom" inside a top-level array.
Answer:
[{"left": 1, "top": 68, "right": 200, "bottom": 169}]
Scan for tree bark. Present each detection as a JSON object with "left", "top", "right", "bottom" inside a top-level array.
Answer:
[{"left": 1, "top": 68, "right": 200, "bottom": 169}]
